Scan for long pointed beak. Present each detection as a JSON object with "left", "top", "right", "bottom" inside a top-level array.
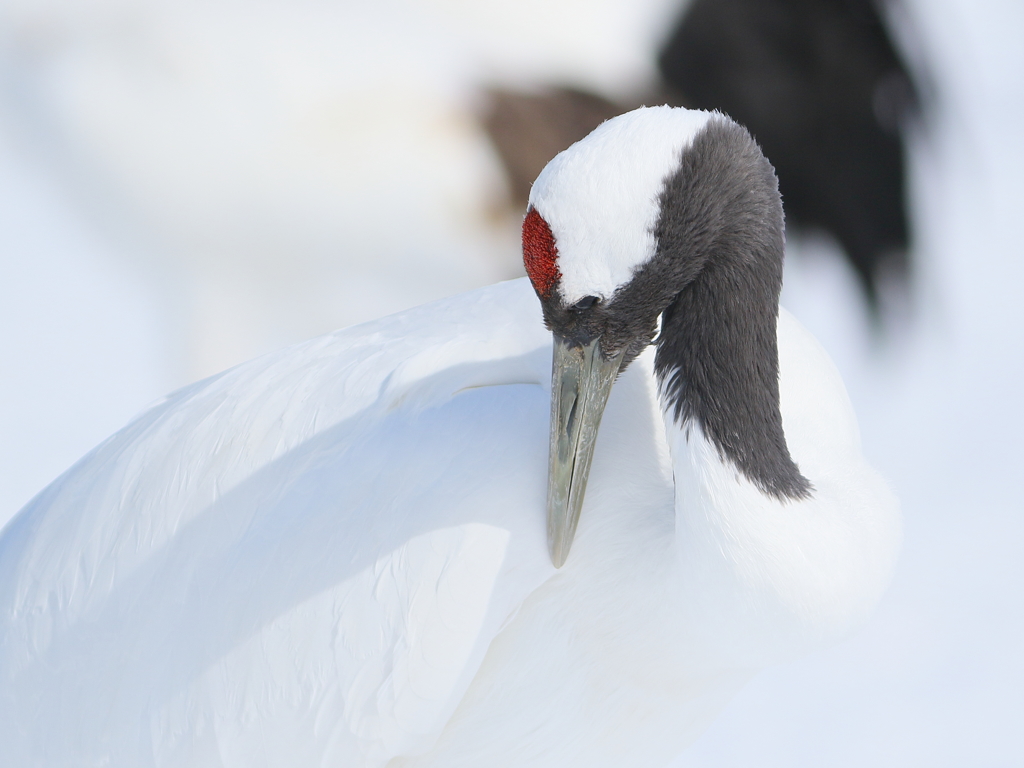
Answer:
[{"left": 547, "top": 335, "right": 624, "bottom": 567}]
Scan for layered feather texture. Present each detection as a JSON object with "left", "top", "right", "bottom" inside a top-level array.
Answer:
[{"left": 0, "top": 278, "right": 897, "bottom": 767}]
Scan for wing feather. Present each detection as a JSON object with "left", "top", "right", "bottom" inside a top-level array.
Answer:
[{"left": 0, "top": 278, "right": 557, "bottom": 767}]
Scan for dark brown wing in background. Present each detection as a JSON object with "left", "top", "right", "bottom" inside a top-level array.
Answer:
[{"left": 483, "top": 87, "right": 622, "bottom": 206}]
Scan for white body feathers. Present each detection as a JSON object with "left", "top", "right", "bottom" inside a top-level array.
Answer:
[{"left": 0, "top": 278, "right": 898, "bottom": 767}]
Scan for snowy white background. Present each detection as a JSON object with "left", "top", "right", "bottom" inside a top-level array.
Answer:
[{"left": 0, "top": 0, "right": 1021, "bottom": 764}]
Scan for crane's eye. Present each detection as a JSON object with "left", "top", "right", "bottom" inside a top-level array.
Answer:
[{"left": 571, "top": 296, "right": 599, "bottom": 311}]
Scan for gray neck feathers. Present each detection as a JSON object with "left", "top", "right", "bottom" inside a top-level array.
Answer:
[{"left": 651, "top": 118, "right": 811, "bottom": 501}]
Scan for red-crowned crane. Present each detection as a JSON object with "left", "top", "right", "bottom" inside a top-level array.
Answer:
[{"left": 0, "top": 107, "right": 898, "bottom": 768}]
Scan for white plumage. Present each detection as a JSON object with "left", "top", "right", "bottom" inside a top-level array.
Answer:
[{"left": 0, "top": 108, "right": 899, "bottom": 767}]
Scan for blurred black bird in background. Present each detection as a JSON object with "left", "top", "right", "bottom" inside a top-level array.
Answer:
[
  {"left": 485, "top": 0, "right": 920, "bottom": 316},
  {"left": 659, "top": 0, "right": 918, "bottom": 312}
]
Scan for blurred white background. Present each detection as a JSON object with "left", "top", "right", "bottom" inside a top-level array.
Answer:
[{"left": 0, "top": 0, "right": 1021, "bottom": 764}]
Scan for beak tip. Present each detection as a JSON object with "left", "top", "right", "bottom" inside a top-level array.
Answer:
[
  {"left": 547, "top": 521, "right": 571, "bottom": 568},
  {"left": 550, "top": 544, "right": 569, "bottom": 569}
]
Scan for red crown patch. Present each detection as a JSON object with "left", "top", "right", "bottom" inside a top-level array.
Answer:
[{"left": 522, "top": 207, "right": 560, "bottom": 299}]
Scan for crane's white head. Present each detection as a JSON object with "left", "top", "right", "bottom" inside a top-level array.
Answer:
[{"left": 525, "top": 106, "right": 715, "bottom": 307}]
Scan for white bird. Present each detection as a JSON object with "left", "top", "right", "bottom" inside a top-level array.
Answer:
[{"left": 0, "top": 106, "right": 899, "bottom": 768}]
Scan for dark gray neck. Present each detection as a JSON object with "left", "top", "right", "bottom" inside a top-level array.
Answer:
[{"left": 650, "top": 119, "right": 811, "bottom": 500}]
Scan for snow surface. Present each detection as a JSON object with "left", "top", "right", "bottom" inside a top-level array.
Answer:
[{"left": 0, "top": 0, "right": 1022, "bottom": 763}]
